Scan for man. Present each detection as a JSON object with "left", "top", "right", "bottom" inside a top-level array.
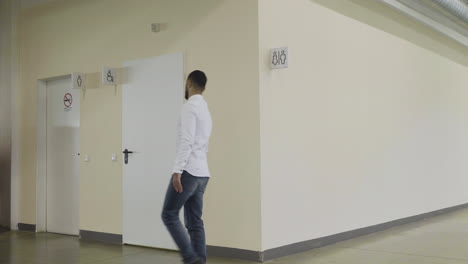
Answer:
[{"left": 162, "top": 70, "right": 212, "bottom": 264}]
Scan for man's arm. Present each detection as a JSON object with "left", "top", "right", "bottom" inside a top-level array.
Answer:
[{"left": 172, "top": 104, "right": 197, "bottom": 193}]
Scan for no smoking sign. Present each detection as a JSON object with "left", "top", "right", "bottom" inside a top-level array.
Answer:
[{"left": 64, "top": 93, "right": 73, "bottom": 110}]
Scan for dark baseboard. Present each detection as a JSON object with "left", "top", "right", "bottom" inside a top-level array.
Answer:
[
  {"left": 17, "top": 223, "right": 36, "bottom": 232},
  {"left": 207, "top": 245, "right": 261, "bottom": 262},
  {"left": 79, "top": 230, "right": 122, "bottom": 244},
  {"left": 16, "top": 203, "right": 468, "bottom": 262},
  {"left": 209, "top": 202, "right": 468, "bottom": 262}
]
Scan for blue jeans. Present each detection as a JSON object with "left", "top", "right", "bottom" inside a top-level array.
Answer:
[{"left": 162, "top": 171, "right": 209, "bottom": 264}]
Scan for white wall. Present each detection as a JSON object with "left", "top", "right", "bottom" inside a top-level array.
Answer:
[
  {"left": 259, "top": 0, "right": 468, "bottom": 250},
  {"left": 17, "top": 0, "right": 261, "bottom": 251}
]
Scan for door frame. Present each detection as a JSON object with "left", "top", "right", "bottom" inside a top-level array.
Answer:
[{"left": 36, "top": 74, "right": 79, "bottom": 232}]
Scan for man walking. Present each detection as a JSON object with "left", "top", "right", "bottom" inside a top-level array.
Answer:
[{"left": 162, "top": 70, "right": 212, "bottom": 264}]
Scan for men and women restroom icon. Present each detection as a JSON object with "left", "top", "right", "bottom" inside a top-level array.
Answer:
[{"left": 272, "top": 50, "right": 287, "bottom": 66}]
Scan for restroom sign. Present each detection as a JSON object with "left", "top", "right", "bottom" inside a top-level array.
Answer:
[
  {"left": 72, "top": 72, "right": 86, "bottom": 89},
  {"left": 270, "top": 47, "right": 289, "bottom": 69},
  {"left": 102, "top": 67, "right": 118, "bottom": 85},
  {"left": 64, "top": 93, "right": 73, "bottom": 108}
]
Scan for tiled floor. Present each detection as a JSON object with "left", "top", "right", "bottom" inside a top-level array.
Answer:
[{"left": 1, "top": 208, "right": 468, "bottom": 264}]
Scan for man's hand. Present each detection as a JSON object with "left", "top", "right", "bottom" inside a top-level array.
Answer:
[{"left": 172, "top": 173, "right": 183, "bottom": 193}]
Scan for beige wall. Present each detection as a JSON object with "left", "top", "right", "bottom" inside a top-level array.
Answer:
[
  {"left": 18, "top": 0, "right": 468, "bottom": 253},
  {"left": 17, "top": 0, "right": 261, "bottom": 251},
  {"left": 259, "top": 0, "right": 468, "bottom": 250}
]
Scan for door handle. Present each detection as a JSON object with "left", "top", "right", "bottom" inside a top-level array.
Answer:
[{"left": 123, "top": 149, "right": 134, "bottom": 164}]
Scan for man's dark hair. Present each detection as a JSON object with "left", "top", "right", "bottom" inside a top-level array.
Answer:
[{"left": 188, "top": 70, "right": 207, "bottom": 90}]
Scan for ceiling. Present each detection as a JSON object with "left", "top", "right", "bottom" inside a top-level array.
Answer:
[{"left": 381, "top": 0, "right": 468, "bottom": 46}]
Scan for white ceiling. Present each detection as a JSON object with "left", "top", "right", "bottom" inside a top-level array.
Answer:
[{"left": 382, "top": 0, "right": 468, "bottom": 46}]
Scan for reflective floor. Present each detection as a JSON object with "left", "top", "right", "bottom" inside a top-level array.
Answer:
[{"left": 1, "top": 208, "right": 468, "bottom": 264}]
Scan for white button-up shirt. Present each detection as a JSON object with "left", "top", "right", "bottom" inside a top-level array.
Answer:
[{"left": 172, "top": 94, "right": 212, "bottom": 177}]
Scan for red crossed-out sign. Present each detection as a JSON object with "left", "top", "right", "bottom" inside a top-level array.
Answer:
[{"left": 64, "top": 93, "right": 73, "bottom": 108}]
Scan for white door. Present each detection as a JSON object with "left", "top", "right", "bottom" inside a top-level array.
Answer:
[
  {"left": 122, "top": 53, "right": 184, "bottom": 249},
  {"left": 46, "top": 77, "right": 80, "bottom": 235}
]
